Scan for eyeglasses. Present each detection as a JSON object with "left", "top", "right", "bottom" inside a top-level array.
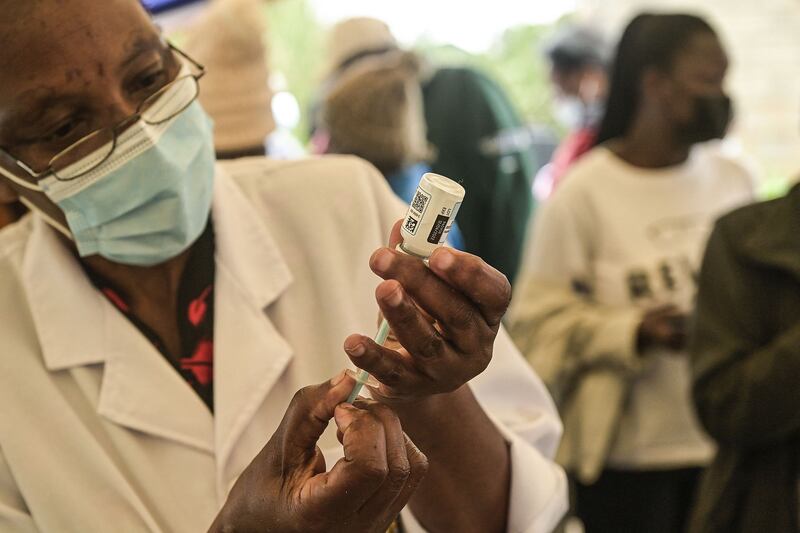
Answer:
[{"left": 4, "top": 43, "right": 205, "bottom": 183}]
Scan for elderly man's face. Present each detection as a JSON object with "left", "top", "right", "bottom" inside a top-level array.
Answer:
[{"left": 0, "top": 0, "right": 179, "bottom": 220}]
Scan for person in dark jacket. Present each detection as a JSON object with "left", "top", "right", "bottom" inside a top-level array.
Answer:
[
  {"left": 423, "top": 67, "right": 536, "bottom": 286},
  {"left": 690, "top": 183, "right": 800, "bottom": 533}
]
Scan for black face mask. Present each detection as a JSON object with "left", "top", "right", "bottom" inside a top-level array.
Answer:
[{"left": 677, "top": 94, "right": 733, "bottom": 144}]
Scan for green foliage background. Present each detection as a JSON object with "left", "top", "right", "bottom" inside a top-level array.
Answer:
[{"left": 262, "top": 0, "right": 562, "bottom": 142}]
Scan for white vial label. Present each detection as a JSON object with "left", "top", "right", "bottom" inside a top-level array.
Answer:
[{"left": 401, "top": 173, "right": 466, "bottom": 258}]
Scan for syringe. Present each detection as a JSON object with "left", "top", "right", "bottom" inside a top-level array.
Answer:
[
  {"left": 346, "top": 172, "right": 466, "bottom": 403},
  {"left": 347, "top": 318, "right": 391, "bottom": 403}
]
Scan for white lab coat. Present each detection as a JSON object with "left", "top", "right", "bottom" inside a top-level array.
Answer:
[{"left": 0, "top": 156, "right": 567, "bottom": 533}]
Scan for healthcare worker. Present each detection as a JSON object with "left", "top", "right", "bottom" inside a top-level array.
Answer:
[{"left": 0, "top": 1, "right": 567, "bottom": 532}]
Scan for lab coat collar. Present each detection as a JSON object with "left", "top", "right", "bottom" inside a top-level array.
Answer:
[
  {"left": 23, "top": 165, "right": 294, "bottom": 373},
  {"left": 23, "top": 214, "right": 107, "bottom": 371},
  {"left": 21, "top": 165, "right": 295, "bottom": 460},
  {"left": 212, "top": 164, "right": 294, "bottom": 311},
  {"left": 22, "top": 166, "right": 292, "bottom": 370},
  {"left": 22, "top": 211, "right": 216, "bottom": 451}
]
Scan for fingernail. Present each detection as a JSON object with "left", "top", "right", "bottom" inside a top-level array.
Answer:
[
  {"left": 371, "top": 248, "right": 394, "bottom": 274},
  {"left": 385, "top": 285, "right": 403, "bottom": 307},
  {"left": 432, "top": 248, "right": 455, "bottom": 271},
  {"left": 330, "top": 370, "right": 348, "bottom": 386},
  {"left": 345, "top": 342, "right": 366, "bottom": 357},
  {"left": 334, "top": 404, "right": 357, "bottom": 430}
]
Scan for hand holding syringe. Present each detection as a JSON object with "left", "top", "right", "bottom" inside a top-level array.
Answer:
[{"left": 347, "top": 173, "right": 465, "bottom": 403}]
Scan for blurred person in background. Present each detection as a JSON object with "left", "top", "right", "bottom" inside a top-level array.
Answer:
[
  {"left": 421, "top": 60, "right": 536, "bottom": 287},
  {"left": 317, "top": 17, "right": 535, "bottom": 286},
  {"left": 508, "top": 13, "right": 755, "bottom": 533},
  {"left": 308, "top": 16, "right": 399, "bottom": 153},
  {"left": 688, "top": 175, "right": 800, "bottom": 530},
  {"left": 322, "top": 49, "right": 465, "bottom": 250},
  {"left": 534, "top": 25, "right": 610, "bottom": 200},
  {"left": 184, "top": 0, "right": 302, "bottom": 160},
  {"left": 0, "top": 0, "right": 569, "bottom": 531}
]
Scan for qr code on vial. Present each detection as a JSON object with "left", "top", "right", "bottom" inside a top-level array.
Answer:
[
  {"left": 404, "top": 215, "right": 419, "bottom": 234},
  {"left": 411, "top": 189, "right": 430, "bottom": 215}
]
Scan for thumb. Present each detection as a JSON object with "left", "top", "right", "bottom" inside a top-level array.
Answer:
[
  {"left": 388, "top": 219, "right": 404, "bottom": 249},
  {"left": 279, "top": 372, "right": 356, "bottom": 467}
]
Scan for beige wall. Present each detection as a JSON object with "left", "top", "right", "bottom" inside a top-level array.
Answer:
[{"left": 579, "top": 0, "right": 800, "bottom": 187}]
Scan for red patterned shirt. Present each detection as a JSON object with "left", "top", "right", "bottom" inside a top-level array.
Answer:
[{"left": 85, "top": 222, "right": 216, "bottom": 410}]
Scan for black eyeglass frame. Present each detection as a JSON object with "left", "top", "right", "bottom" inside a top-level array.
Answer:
[{"left": 0, "top": 42, "right": 206, "bottom": 183}]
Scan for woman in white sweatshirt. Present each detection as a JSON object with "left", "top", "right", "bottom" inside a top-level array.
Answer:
[{"left": 508, "top": 13, "right": 754, "bottom": 533}]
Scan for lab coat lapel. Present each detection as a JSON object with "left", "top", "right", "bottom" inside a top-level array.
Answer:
[
  {"left": 97, "top": 314, "right": 215, "bottom": 453},
  {"left": 22, "top": 216, "right": 215, "bottom": 449},
  {"left": 211, "top": 169, "right": 294, "bottom": 493}
]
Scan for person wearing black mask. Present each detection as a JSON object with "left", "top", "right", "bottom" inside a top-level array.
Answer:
[{"left": 509, "top": 13, "right": 754, "bottom": 533}]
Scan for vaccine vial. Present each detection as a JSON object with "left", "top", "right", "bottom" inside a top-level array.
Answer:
[
  {"left": 399, "top": 172, "right": 466, "bottom": 259},
  {"left": 347, "top": 172, "right": 466, "bottom": 403}
]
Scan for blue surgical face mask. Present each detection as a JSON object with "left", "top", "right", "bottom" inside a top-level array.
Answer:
[
  {"left": 554, "top": 95, "right": 586, "bottom": 130},
  {"left": 10, "top": 90, "right": 216, "bottom": 267},
  {"left": 553, "top": 95, "right": 605, "bottom": 130}
]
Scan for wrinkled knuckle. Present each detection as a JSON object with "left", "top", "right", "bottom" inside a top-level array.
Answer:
[
  {"left": 350, "top": 411, "right": 381, "bottom": 431},
  {"left": 392, "top": 306, "right": 419, "bottom": 330},
  {"left": 368, "top": 401, "right": 397, "bottom": 420},
  {"left": 459, "top": 257, "right": 484, "bottom": 282},
  {"left": 450, "top": 300, "right": 477, "bottom": 330},
  {"left": 378, "top": 364, "right": 405, "bottom": 387},
  {"left": 393, "top": 255, "right": 420, "bottom": 280},
  {"left": 482, "top": 345, "right": 494, "bottom": 368},
  {"left": 478, "top": 328, "right": 495, "bottom": 354},
  {"left": 420, "top": 330, "right": 448, "bottom": 358},
  {"left": 359, "top": 458, "right": 390, "bottom": 484},
  {"left": 386, "top": 461, "right": 412, "bottom": 490},
  {"left": 472, "top": 346, "right": 493, "bottom": 373},
  {"left": 408, "top": 449, "right": 430, "bottom": 482},
  {"left": 413, "top": 462, "right": 430, "bottom": 485},
  {"left": 498, "top": 275, "right": 512, "bottom": 309}
]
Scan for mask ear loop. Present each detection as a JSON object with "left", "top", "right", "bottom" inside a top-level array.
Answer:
[
  {"left": 0, "top": 163, "right": 44, "bottom": 192},
  {"left": 0, "top": 165, "right": 73, "bottom": 239},
  {"left": 17, "top": 196, "right": 73, "bottom": 240}
]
